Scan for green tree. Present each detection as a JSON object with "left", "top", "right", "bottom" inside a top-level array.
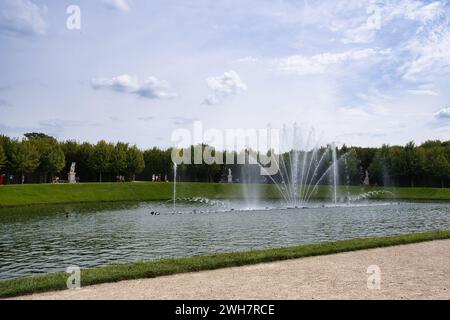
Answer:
[
  {"left": 421, "top": 140, "right": 442, "bottom": 148},
  {"left": 111, "top": 142, "right": 129, "bottom": 177},
  {"left": 427, "top": 150, "right": 450, "bottom": 188},
  {"left": 342, "top": 149, "right": 361, "bottom": 185},
  {"left": 0, "top": 135, "right": 13, "bottom": 174},
  {"left": 399, "top": 142, "right": 425, "bottom": 187},
  {"left": 11, "top": 141, "right": 40, "bottom": 184},
  {"left": 30, "top": 137, "right": 65, "bottom": 182},
  {"left": 24, "top": 132, "right": 54, "bottom": 140},
  {"left": 126, "top": 145, "right": 145, "bottom": 181},
  {"left": 0, "top": 144, "right": 6, "bottom": 172},
  {"left": 89, "top": 140, "right": 113, "bottom": 182}
]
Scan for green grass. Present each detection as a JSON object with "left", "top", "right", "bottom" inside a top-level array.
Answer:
[
  {"left": 1, "top": 182, "right": 449, "bottom": 208},
  {"left": 1, "top": 230, "right": 449, "bottom": 298}
]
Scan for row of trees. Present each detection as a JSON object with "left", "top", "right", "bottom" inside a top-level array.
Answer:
[
  {"left": 0, "top": 133, "right": 449, "bottom": 187},
  {"left": 364, "top": 142, "right": 450, "bottom": 188},
  {"left": 0, "top": 133, "right": 144, "bottom": 184}
]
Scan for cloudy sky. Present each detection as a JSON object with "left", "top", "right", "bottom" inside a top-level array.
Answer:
[{"left": 0, "top": 0, "right": 449, "bottom": 148}]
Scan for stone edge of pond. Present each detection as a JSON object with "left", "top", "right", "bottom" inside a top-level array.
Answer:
[{"left": 1, "top": 230, "right": 450, "bottom": 299}]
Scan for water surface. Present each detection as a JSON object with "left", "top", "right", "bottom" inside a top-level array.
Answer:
[{"left": 0, "top": 200, "right": 449, "bottom": 280}]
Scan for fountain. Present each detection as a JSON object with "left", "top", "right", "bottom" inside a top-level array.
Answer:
[
  {"left": 173, "top": 163, "right": 177, "bottom": 212},
  {"left": 250, "top": 125, "right": 345, "bottom": 208},
  {"left": 171, "top": 124, "right": 352, "bottom": 212}
]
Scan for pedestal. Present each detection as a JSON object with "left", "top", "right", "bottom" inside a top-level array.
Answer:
[{"left": 68, "top": 172, "right": 76, "bottom": 184}]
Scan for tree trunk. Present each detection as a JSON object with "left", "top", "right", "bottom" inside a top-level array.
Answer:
[
  {"left": 442, "top": 178, "right": 444, "bottom": 189},
  {"left": 99, "top": 172, "right": 102, "bottom": 183}
]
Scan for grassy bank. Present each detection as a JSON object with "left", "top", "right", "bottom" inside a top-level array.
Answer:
[
  {"left": 1, "top": 230, "right": 449, "bottom": 298},
  {"left": 0, "top": 182, "right": 449, "bottom": 207}
]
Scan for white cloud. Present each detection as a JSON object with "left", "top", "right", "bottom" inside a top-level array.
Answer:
[
  {"left": 342, "top": 24, "right": 377, "bottom": 44},
  {"left": 400, "top": 24, "right": 450, "bottom": 80},
  {"left": 407, "top": 89, "right": 438, "bottom": 96},
  {"left": 0, "top": 0, "right": 47, "bottom": 36},
  {"left": 135, "top": 77, "right": 178, "bottom": 99},
  {"left": 435, "top": 107, "right": 450, "bottom": 119},
  {"left": 92, "top": 74, "right": 177, "bottom": 99},
  {"left": 92, "top": 74, "right": 139, "bottom": 93},
  {"left": 103, "top": 0, "right": 131, "bottom": 12},
  {"left": 387, "top": 1, "right": 445, "bottom": 24},
  {"left": 271, "top": 49, "right": 389, "bottom": 75},
  {"left": 336, "top": 0, "right": 446, "bottom": 44},
  {"left": 203, "top": 70, "right": 247, "bottom": 105}
]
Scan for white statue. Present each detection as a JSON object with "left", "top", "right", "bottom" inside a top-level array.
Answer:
[
  {"left": 363, "top": 170, "right": 370, "bottom": 187},
  {"left": 228, "top": 169, "right": 233, "bottom": 183},
  {"left": 68, "top": 162, "right": 76, "bottom": 184}
]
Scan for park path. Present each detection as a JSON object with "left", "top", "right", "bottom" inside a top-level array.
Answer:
[{"left": 13, "top": 239, "right": 450, "bottom": 300}]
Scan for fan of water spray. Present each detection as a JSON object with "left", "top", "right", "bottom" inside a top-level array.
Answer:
[{"left": 246, "top": 124, "right": 346, "bottom": 208}]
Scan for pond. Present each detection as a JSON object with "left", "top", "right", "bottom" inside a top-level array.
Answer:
[{"left": 0, "top": 200, "right": 449, "bottom": 280}]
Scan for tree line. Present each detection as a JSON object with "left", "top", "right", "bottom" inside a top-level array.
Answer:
[
  {"left": 0, "top": 133, "right": 449, "bottom": 187},
  {"left": 0, "top": 133, "right": 145, "bottom": 184}
]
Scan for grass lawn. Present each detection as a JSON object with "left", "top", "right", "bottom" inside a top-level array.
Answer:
[
  {"left": 0, "top": 230, "right": 449, "bottom": 298},
  {"left": 0, "top": 182, "right": 449, "bottom": 207}
]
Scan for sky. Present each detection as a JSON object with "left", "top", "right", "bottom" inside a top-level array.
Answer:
[{"left": 0, "top": 0, "right": 449, "bottom": 149}]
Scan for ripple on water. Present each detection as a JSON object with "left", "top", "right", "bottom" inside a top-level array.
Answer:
[{"left": 0, "top": 201, "right": 449, "bottom": 280}]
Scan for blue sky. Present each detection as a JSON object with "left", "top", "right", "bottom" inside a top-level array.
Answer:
[{"left": 0, "top": 0, "right": 449, "bottom": 148}]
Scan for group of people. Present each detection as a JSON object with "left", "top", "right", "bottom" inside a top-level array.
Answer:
[
  {"left": 152, "top": 174, "right": 168, "bottom": 182},
  {"left": 52, "top": 176, "right": 80, "bottom": 184}
]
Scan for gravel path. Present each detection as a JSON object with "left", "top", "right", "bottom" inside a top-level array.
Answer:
[{"left": 13, "top": 239, "right": 450, "bottom": 300}]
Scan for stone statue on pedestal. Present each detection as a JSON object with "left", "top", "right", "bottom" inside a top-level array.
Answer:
[
  {"left": 68, "top": 162, "right": 76, "bottom": 184},
  {"left": 228, "top": 169, "right": 233, "bottom": 183},
  {"left": 363, "top": 170, "right": 370, "bottom": 187}
]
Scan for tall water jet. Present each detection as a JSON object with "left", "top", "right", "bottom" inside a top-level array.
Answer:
[
  {"left": 243, "top": 124, "right": 344, "bottom": 208},
  {"left": 173, "top": 163, "right": 177, "bottom": 212},
  {"left": 332, "top": 143, "right": 338, "bottom": 205}
]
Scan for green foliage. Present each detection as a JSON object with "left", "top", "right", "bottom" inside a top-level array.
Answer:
[
  {"left": 342, "top": 149, "right": 361, "bottom": 185},
  {"left": 89, "top": 140, "right": 114, "bottom": 182},
  {"left": 126, "top": 145, "right": 145, "bottom": 180},
  {"left": 111, "top": 142, "right": 129, "bottom": 175},
  {"left": 10, "top": 141, "right": 40, "bottom": 183},
  {"left": 0, "top": 133, "right": 448, "bottom": 187},
  {"left": 0, "top": 144, "right": 6, "bottom": 172},
  {"left": 30, "top": 137, "right": 65, "bottom": 182},
  {"left": 426, "top": 149, "right": 450, "bottom": 188},
  {"left": 24, "top": 132, "right": 55, "bottom": 140}
]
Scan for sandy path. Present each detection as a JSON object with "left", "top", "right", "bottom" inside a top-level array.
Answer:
[{"left": 13, "top": 240, "right": 450, "bottom": 300}]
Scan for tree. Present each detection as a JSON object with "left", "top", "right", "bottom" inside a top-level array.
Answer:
[
  {"left": 11, "top": 141, "right": 40, "bottom": 184},
  {"left": 24, "top": 132, "right": 55, "bottom": 140},
  {"left": 126, "top": 145, "right": 145, "bottom": 181},
  {"left": 427, "top": 150, "right": 450, "bottom": 188},
  {"left": 421, "top": 140, "right": 442, "bottom": 148},
  {"left": 111, "top": 143, "right": 129, "bottom": 177},
  {"left": 0, "top": 135, "right": 13, "bottom": 175},
  {"left": 89, "top": 140, "right": 113, "bottom": 182},
  {"left": 399, "top": 142, "right": 425, "bottom": 187},
  {"left": 341, "top": 149, "right": 361, "bottom": 185},
  {"left": 30, "top": 137, "right": 65, "bottom": 183},
  {"left": 0, "top": 144, "right": 6, "bottom": 173}
]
